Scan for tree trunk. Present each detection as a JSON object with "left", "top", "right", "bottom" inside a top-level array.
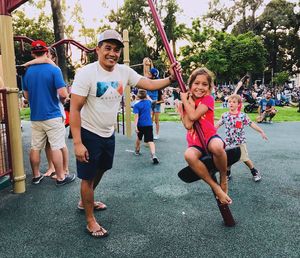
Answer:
[
  {"left": 172, "top": 39, "right": 176, "bottom": 59},
  {"left": 50, "top": 0, "right": 68, "bottom": 82}
]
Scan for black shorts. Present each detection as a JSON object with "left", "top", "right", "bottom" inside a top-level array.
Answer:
[
  {"left": 207, "top": 135, "right": 226, "bottom": 149},
  {"left": 137, "top": 125, "right": 153, "bottom": 143},
  {"left": 76, "top": 128, "right": 115, "bottom": 180},
  {"left": 190, "top": 135, "right": 225, "bottom": 155}
]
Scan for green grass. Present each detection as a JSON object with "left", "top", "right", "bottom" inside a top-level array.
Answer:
[
  {"left": 21, "top": 103, "right": 300, "bottom": 123},
  {"left": 214, "top": 103, "right": 300, "bottom": 122},
  {"left": 162, "top": 104, "right": 300, "bottom": 122},
  {"left": 20, "top": 108, "right": 30, "bottom": 120}
]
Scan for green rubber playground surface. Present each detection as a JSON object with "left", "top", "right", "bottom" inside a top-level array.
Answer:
[{"left": 0, "top": 120, "right": 299, "bottom": 258}]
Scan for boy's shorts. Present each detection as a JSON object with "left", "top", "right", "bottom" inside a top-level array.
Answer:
[
  {"left": 31, "top": 117, "right": 65, "bottom": 151},
  {"left": 77, "top": 128, "right": 115, "bottom": 180},
  {"left": 137, "top": 125, "right": 153, "bottom": 143},
  {"left": 239, "top": 143, "right": 250, "bottom": 162}
]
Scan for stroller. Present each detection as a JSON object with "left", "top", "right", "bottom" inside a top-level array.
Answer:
[{"left": 243, "top": 93, "right": 260, "bottom": 113}]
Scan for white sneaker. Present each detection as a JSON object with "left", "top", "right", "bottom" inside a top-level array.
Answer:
[
  {"left": 152, "top": 154, "right": 159, "bottom": 164},
  {"left": 253, "top": 171, "right": 262, "bottom": 182},
  {"left": 154, "top": 135, "right": 159, "bottom": 140}
]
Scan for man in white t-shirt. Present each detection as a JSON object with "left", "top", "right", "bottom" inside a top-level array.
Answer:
[{"left": 70, "top": 29, "right": 180, "bottom": 238}]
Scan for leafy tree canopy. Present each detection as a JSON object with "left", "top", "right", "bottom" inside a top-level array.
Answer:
[
  {"left": 180, "top": 23, "right": 267, "bottom": 84},
  {"left": 12, "top": 10, "right": 54, "bottom": 64}
]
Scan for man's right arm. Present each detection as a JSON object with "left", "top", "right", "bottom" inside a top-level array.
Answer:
[
  {"left": 136, "top": 62, "right": 181, "bottom": 91},
  {"left": 70, "top": 93, "right": 89, "bottom": 162}
]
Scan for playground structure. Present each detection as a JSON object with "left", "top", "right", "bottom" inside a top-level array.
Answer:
[
  {"left": 14, "top": 36, "right": 95, "bottom": 64},
  {"left": 0, "top": 89, "right": 13, "bottom": 184},
  {"left": 0, "top": 0, "right": 134, "bottom": 193},
  {"left": 0, "top": 0, "right": 28, "bottom": 194}
]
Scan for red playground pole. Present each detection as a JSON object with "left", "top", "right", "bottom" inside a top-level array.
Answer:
[{"left": 147, "top": 0, "right": 235, "bottom": 226}]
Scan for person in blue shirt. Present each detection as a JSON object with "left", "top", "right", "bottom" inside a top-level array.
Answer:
[
  {"left": 257, "top": 92, "right": 277, "bottom": 123},
  {"left": 23, "top": 40, "right": 76, "bottom": 186},
  {"left": 147, "top": 68, "right": 163, "bottom": 139},
  {"left": 133, "top": 89, "right": 159, "bottom": 164}
]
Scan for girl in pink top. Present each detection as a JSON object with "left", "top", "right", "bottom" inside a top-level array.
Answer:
[{"left": 179, "top": 68, "right": 232, "bottom": 205}]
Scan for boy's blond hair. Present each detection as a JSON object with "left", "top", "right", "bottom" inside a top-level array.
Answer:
[{"left": 227, "top": 94, "right": 242, "bottom": 104}]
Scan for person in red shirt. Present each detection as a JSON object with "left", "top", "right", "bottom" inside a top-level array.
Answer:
[{"left": 178, "top": 68, "right": 231, "bottom": 205}]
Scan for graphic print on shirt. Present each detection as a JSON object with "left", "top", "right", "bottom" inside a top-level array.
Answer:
[
  {"left": 96, "top": 81, "right": 124, "bottom": 97},
  {"left": 221, "top": 112, "right": 251, "bottom": 146}
]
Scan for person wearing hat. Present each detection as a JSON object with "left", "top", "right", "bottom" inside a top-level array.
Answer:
[
  {"left": 22, "top": 40, "right": 76, "bottom": 186},
  {"left": 23, "top": 46, "right": 71, "bottom": 180},
  {"left": 70, "top": 29, "right": 181, "bottom": 238},
  {"left": 147, "top": 67, "right": 164, "bottom": 140},
  {"left": 23, "top": 42, "right": 57, "bottom": 67},
  {"left": 133, "top": 89, "right": 159, "bottom": 163}
]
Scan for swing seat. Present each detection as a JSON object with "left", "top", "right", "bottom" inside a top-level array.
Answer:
[{"left": 178, "top": 146, "right": 241, "bottom": 183}]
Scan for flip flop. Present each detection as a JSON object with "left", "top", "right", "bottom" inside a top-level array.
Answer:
[
  {"left": 77, "top": 201, "right": 107, "bottom": 211},
  {"left": 51, "top": 172, "right": 68, "bottom": 180},
  {"left": 86, "top": 226, "right": 108, "bottom": 238},
  {"left": 44, "top": 171, "right": 55, "bottom": 177}
]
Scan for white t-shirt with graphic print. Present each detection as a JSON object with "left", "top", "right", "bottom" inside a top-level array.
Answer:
[{"left": 72, "top": 61, "right": 143, "bottom": 137}]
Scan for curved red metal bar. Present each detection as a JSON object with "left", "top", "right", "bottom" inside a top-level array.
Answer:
[
  {"left": 147, "top": 0, "right": 186, "bottom": 93},
  {"left": 13, "top": 36, "right": 96, "bottom": 53},
  {"left": 51, "top": 39, "right": 96, "bottom": 53}
]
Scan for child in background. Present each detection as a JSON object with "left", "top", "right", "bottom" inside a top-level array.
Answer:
[
  {"left": 179, "top": 68, "right": 231, "bottom": 205},
  {"left": 133, "top": 89, "right": 159, "bottom": 164},
  {"left": 216, "top": 94, "right": 268, "bottom": 181}
]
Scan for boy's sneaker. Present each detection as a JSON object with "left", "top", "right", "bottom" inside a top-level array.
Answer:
[
  {"left": 56, "top": 174, "right": 76, "bottom": 186},
  {"left": 253, "top": 171, "right": 262, "bottom": 182},
  {"left": 135, "top": 150, "right": 141, "bottom": 156},
  {"left": 32, "top": 174, "right": 44, "bottom": 185},
  {"left": 152, "top": 154, "right": 159, "bottom": 164}
]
